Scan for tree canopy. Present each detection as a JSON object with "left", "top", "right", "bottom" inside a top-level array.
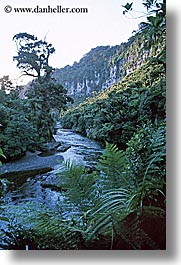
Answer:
[
  {"left": 0, "top": 33, "right": 73, "bottom": 161},
  {"left": 13, "top": 33, "right": 55, "bottom": 82}
]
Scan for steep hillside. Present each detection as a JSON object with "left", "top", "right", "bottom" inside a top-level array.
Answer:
[
  {"left": 61, "top": 51, "right": 166, "bottom": 149},
  {"left": 53, "top": 45, "right": 120, "bottom": 99},
  {"left": 52, "top": 29, "right": 164, "bottom": 100}
]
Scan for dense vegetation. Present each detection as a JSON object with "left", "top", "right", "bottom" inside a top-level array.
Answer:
[
  {"left": 0, "top": 33, "right": 72, "bottom": 161},
  {"left": 61, "top": 0, "right": 166, "bottom": 148},
  {"left": 0, "top": 77, "right": 72, "bottom": 162},
  {"left": 57, "top": 53, "right": 166, "bottom": 250},
  {"left": 0, "top": 0, "right": 166, "bottom": 250},
  {"left": 0, "top": 141, "right": 165, "bottom": 249},
  {"left": 61, "top": 57, "right": 166, "bottom": 147},
  {"left": 58, "top": 0, "right": 166, "bottom": 249}
]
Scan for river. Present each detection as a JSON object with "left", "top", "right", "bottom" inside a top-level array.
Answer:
[{"left": 0, "top": 126, "right": 103, "bottom": 248}]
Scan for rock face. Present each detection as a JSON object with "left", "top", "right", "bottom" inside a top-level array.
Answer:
[
  {"left": 52, "top": 34, "right": 154, "bottom": 99},
  {"left": 53, "top": 45, "right": 120, "bottom": 98},
  {"left": 44, "top": 142, "right": 62, "bottom": 151}
]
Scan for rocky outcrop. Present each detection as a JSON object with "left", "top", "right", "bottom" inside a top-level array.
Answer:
[
  {"left": 52, "top": 45, "right": 120, "bottom": 98},
  {"left": 52, "top": 34, "right": 153, "bottom": 99},
  {"left": 0, "top": 151, "right": 64, "bottom": 179}
]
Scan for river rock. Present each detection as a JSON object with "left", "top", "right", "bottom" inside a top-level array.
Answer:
[
  {"left": 57, "top": 144, "right": 71, "bottom": 152},
  {"left": 0, "top": 152, "right": 64, "bottom": 180},
  {"left": 44, "top": 142, "right": 62, "bottom": 151}
]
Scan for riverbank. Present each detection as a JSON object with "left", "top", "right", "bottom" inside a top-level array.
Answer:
[{"left": 0, "top": 151, "right": 64, "bottom": 179}]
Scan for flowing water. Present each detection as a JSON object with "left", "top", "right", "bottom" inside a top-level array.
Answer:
[
  {"left": 0, "top": 127, "right": 103, "bottom": 247},
  {"left": 1, "top": 128, "right": 103, "bottom": 207}
]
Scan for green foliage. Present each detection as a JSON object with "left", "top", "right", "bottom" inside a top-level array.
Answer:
[
  {"left": 61, "top": 59, "right": 166, "bottom": 149},
  {"left": 85, "top": 137, "right": 165, "bottom": 249},
  {"left": 122, "top": 2, "right": 133, "bottom": 14},
  {"left": 25, "top": 80, "right": 73, "bottom": 142},
  {"left": 13, "top": 32, "right": 55, "bottom": 81},
  {"left": 58, "top": 160, "right": 97, "bottom": 210},
  {"left": 0, "top": 77, "right": 40, "bottom": 161},
  {"left": 0, "top": 202, "right": 82, "bottom": 250},
  {"left": 0, "top": 67, "right": 73, "bottom": 160},
  {"left": 4, "top": 32, "right": 74, "bottom": 152},
  {"left": 126, "top": 122, "right": 166, "bottom": 184},
  {"left": 97, "top": 143, "right": 128, "bottom": 189},
  {"left": 0, "top": 7, "right": 166, "bottom": 249},
  {"left": 1, "top": 132, "right": 165, "bottom": 249},
  {"left": 122, "top": 0, "right": 165, "bottom": 19},
  {"left": 0, "top": 114, "right": 38, "bottom": 160},
  {"left": 61, "top": 78, "right": 166, "bottom": 248},
  {"left": 0, "top": 148, "right": 6, "bottom": 166},
  {"left": 122, "top": 0, "right": 166, "bottom": 57}
]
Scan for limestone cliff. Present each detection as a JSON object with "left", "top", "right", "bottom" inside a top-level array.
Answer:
[{"left": 52, "top": 31, "right": 162, "bottom": 99}]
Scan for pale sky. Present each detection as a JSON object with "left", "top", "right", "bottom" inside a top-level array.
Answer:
[{"left": 0, "top": 0, "right": 155, "bottom": 84}]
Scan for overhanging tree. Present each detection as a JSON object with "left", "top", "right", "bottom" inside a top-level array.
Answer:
[
  {"left": 13, "top": 33, "right": 55, "bottom": 82},
  {"left": 122, "top": 0, "right": 166, "bottom": 40},
  {"left": 122, "top": 0, "right": 166, "bottom": 72}
]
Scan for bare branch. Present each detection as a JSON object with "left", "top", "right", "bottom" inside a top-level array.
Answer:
[{"left": 20, "top": 71, "right": 38, "bottom": 78}]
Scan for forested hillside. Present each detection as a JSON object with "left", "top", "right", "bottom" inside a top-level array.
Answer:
[
  {"left": 61, "top": 56, "right": 166, "bottom": 148},
  {"left": 0, "top": 0, "right": 166, "bottom": 250},
  {"left": 58, "top": 0, "right": 166, "bottom": 249},
  {"left": 53, "top": 15, "right": 165, "bottom": 101}
]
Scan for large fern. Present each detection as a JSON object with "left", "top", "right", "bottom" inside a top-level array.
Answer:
[
  {"left": 0, "top": 128, "right": 165, "bottom": 249},
  {"left": 84, "top": 133, "right": 166, "bottom": 249},
  {"left": 32, "top": 211, "right": 82, "bottom": 249},
  {"left": 97, "top": 142, "right": 129, "bottom": 189},
  {"left": 58, "top": 159, "right": 96, "bottom": 210}
]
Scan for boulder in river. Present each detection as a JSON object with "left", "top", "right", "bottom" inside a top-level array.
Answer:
[
  {"left": 57, "top": 144, "right": 71, "bottom": 152},
  {"left": 44, "top": 142, "right": 62, "bottom": 151}
]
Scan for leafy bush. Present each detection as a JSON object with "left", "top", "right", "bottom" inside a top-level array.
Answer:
[
  {"left": 0, "top": 75, "right": 73, "bottom": 161},
  {"left": 0, "top": 112, "right": 39, "bottom": 161}
]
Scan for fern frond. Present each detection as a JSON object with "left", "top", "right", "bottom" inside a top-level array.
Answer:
[
  {"left": 59, "top": 159, "right": 96, "bottom": 209},
  {"left": 92, "top": 188, "right": 130, "bottom": 214},
  {"left": 98, "top": 142, "right": 129, "bottom": 188}
]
